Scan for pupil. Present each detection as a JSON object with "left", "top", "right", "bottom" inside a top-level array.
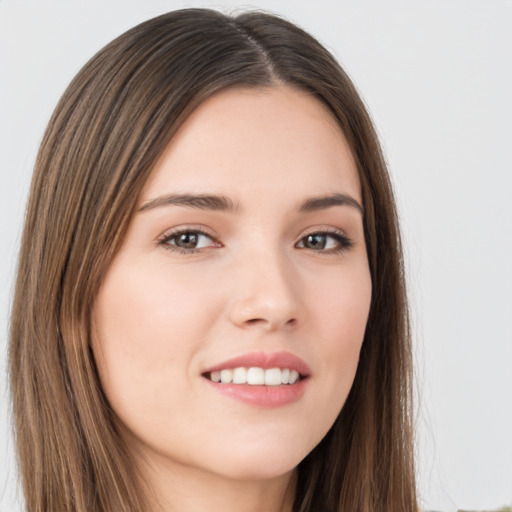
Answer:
[
  {"left": 178, "top": 233, "right": 198, "bottom": 248},
  {"left": 307, "top": 234, "right": 326, "bottom": 249}
]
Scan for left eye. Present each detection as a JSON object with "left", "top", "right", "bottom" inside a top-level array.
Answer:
[
  {"left": 296, "top": 232, "right": 350, "bottom": 252},
  {"left": 161, "top": 230, "right": 216, "bottom": 250}
]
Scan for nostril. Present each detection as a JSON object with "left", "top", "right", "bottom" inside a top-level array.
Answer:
[
  {"left": 246, "top": 318, "right": 265, "bottom": 325},
  {"left": 243, "top": 317, "right": 297, "bottom": 329}
]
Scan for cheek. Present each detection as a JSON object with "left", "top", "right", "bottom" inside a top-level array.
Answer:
[
  {"left": 325, "top": 279, "right": 371, "bottom": 348},
  {"left": 304, "top": 263, "right": 371, "bottom": 422},
  {"left": 94, "top": 258, "right": 220, "bottom": 349},
  {"left": 307, "top": 259, "right": 372, "bottom": 346},
  {"left": 91, "top": 260, "right": 221, "bottom": 420}
]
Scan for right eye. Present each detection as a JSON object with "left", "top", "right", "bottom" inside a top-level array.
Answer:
[{"left": 159, "top": 229, "right": 220, "bottom": 253}]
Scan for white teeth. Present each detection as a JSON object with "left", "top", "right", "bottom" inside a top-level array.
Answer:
[
  {"left": 247, "top": 367, "right": 265, "bottom": 385},
  {"left": 220, "top": 369, "right": 233, "bottom": 384},
  {"left": 208, "top": 367, "right": 301, "bottom": 386},
  {"left": 232, "top": 367, "right": 247, "bottom": 384},
  {"left": 264, "top": 368, "right": 282, "bottom": 386},
  {"left": 289, "top": 370, "right": 299, "bottom": 384}
]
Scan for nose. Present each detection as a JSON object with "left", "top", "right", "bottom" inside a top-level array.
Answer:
[{"left": 228, "top": 249, "right": 300, "bottom": 331}]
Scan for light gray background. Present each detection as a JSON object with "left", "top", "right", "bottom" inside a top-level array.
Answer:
[{"left": 1, "top": 1, "right": 511, "bottom": 511}]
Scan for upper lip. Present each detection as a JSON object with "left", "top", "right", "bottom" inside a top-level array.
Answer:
[{"left": 203, "top": 351, "right": 311, "bottom": 377}]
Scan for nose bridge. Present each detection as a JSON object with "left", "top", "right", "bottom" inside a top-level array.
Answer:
[{"left": 229, "top": 237, "right": 299, "bottom": 330}]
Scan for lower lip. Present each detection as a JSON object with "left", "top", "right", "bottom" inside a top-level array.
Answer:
[{"left": 204, "top": 378, "right": 308, "bottom": 408}]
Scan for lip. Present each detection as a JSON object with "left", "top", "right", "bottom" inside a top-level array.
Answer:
[
  {"left": 202, "top": 351, "right": 311, "bottom": 408},
  {"left": 203, "top": 351, "right": 311, "bottom": 376}
]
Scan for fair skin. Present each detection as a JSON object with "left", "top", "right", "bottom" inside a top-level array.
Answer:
[{"left": 92, "top": 85, "right": 372, "bottom": 512}]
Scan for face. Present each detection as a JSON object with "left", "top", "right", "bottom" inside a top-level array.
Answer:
[{"left": 92, "top": 86, "right": 372, "bottom": 483}]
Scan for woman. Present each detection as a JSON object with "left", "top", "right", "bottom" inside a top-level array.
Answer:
[{"left": 9, "top": 8, "right": 417, "bottom": 512}]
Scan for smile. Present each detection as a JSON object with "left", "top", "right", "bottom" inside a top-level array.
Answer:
[
  {"left": 202, "top": 351, "right": 310, "bottom": 407},
  {"left": 207, "top": 367, "right": 301, "bottom": 386}
]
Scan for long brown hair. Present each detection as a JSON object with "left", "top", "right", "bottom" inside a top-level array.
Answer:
[{"left": 9, "top": 8, "right": 417, "bottom": 512}]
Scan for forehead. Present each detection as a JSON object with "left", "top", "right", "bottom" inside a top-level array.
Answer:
[{"left": 142, "top": 85, "right": 361, "bottom": 205}]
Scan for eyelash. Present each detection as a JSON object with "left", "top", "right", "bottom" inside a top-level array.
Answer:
[
  {"left": 158, "top": 228, "right": 220, "bottom": 254},
  {"left": 157, "top": 228, "right": 354, "bottom": 255},
  {"left": 295, "top": 230, "right": 354, "bottom": 254}
]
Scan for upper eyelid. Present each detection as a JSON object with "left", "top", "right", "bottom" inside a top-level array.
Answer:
[
  {"left": 296, "top": 231, "right": 352, "bottom": 244},
  {"left": 158, "top": 225, "right": 218, "bottom": 241},
  {"left": 161, "top": 231, "right": 214, "bottom": 243},
  {"left": 296, "top": 225, "right": 350, "bottom": 239}
]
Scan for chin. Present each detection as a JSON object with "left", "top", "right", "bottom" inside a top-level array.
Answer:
[{"left": 204, "top": 441, "right": 309, "bottom": 482}]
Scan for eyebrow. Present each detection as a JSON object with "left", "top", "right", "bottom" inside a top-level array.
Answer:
[
  {"left": 298, "top": 193, "right": 364, "bottom": 215},
  {"left": 139, "top": 192, "right": 363, "bottom": 215},
  {"left": 139, "top": 194, "right": 241, "bottom": 213}
]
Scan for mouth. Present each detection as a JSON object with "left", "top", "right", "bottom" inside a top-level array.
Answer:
[
  {"left": 201, "top": 351, "right": 310, "bottom": 408},
  {"left": 203, "top": 367, "right": 303, "bottom": 386}
]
